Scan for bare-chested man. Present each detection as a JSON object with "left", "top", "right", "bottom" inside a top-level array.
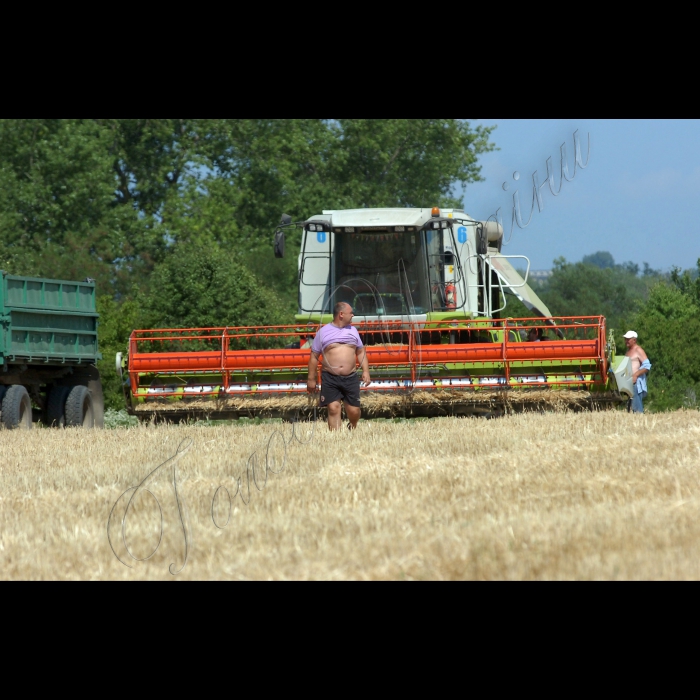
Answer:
[
  {"left": 624, "top": 331, "right": 652, "bottom": 414},
  {"left": 307, "top": 303, "right": 371, "bottom": 430}
]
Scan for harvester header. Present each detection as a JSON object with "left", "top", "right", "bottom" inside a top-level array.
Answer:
[{"left": 120, "top": 208, "right": 634, "bottom": 421}]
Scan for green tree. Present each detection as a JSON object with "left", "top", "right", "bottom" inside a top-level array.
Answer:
[
  {"left": 0, "top": 119, "right": 130, "bottom": 293},
  {"left": 581, "top": 251, "right": 615, "bottom": 269},
  {"left": 538, "top": 258, "right": 645, "bottom": 340},
  {"left": 327, "top": 119, "right": 494, "bottom": 209},
  {"left": 670, "top": 259, "right": 700, "bottom": 306},
  {"left": 192, "top": 119, "right": 495, "bottom": 310},
  {"left": 195, "top": 119, "right": 494, "bottom": 237},
  {"left": 96, "top": 118, "right": 212, "bottom": 268},
  {"left": 139, "top": 241, "right": 287, "bottom": 331},
  {"left": 96, "top": 296, "right": 141, "bottom": 410},
  {"left": 0, "top": 119, "right": 216, "bottom": 294},
  {"left": 633, "top": 273, "right": 700, "bottom": 412},
  {"left": 0, "top": 120, "right": 168, "bottom": 294}
]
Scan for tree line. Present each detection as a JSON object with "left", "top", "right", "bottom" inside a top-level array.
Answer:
[
  {"left": 0, "top": 119, "right": 493, "bottom": 302},
  {"left": 1, "top": 119, "right": 696, "bottom": 412}
]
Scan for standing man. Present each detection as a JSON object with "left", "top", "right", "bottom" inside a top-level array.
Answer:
[
  {"left": 624, "top": 331, "right": 652, "bottom": 413},
  {"left": 307, "top": 303, "right": 371, "bottom": 431}
]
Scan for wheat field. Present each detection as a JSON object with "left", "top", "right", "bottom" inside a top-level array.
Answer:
[{"left": 1, "top": 410, "right": 699, "bottom": 580}]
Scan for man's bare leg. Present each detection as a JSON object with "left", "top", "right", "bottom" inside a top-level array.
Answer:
[
  {"left": 327, "top": 401, "right": 343, "bottom": 431},
  {"left": 345, "top": 404, "right": 361, "bottom": 430}
]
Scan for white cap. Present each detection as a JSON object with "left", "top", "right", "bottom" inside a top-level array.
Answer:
[{"left": 623, "top": 331, "right": 638, "bottom": 339}]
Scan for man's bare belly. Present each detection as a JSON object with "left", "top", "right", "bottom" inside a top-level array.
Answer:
[{"left": 322, "top": 343, "right": 358, "bottom": 376}]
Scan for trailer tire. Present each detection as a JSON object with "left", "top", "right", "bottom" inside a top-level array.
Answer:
[
  {"left": 0, "top": 385, "right": 7, "bottom": 422},
  {"left": 46, "top": 385, "right": 71, "bottom": 428},
  {"left": 1, "top": 385, "right": 33, "bottom": 430},
  {"left": 65, "top": 385, "right": 95, "bottom": 428}
]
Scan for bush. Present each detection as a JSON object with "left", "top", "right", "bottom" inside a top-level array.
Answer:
[
  {"left": 104, "top": 409, "right": 139, "bottom": 429},
  {"left": 633, "top": 269, "right": 700, "bottom": 412},
  {"left": 139, "top": 241, "right": 288, "bottom": 330}
]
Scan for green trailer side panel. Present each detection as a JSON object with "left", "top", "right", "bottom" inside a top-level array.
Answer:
[
  {"left": 3, "top": 274, "right": 96, "bottom": 312},
  {"left": 0, "top": 272, "right": 100, "bottom": 364}
]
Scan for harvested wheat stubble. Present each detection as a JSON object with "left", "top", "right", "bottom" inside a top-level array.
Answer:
[
  {"left": 134, "top": 389, "right": 619, "bottom": 419},
  {"left": 1, "top": 410, "right": 699, "bottom": 580}
]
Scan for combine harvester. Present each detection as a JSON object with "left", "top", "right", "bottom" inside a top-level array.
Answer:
[{"left": 119, "top": 208, "right": 635, "bottom": 421}]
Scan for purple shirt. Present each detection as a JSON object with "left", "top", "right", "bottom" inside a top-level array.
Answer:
[{"left": 311, "top": 324, "right": 363, "bottom": 355}]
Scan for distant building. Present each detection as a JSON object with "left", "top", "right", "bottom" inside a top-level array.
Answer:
[{"left": 528, "top": 270, "right": 552, "bottom": 284}]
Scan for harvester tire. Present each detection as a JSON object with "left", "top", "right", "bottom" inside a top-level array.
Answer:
[
  {"left": 46, "top": 385, "right": 71, "bottom": 428},
  {"left": 1, "top": 385, "right": 33, "bottom": 430},
  {"left": 65, "top": 385, "right": 95, "bottom": 428}
]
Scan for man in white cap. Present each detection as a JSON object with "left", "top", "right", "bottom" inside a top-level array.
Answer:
[{"left": 623, "top": 331, "right": 652, "bottom": 413}]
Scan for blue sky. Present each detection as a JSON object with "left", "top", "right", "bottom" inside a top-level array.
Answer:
[{"left": 458, "top": 119, "right": 700, "bottom": 272}]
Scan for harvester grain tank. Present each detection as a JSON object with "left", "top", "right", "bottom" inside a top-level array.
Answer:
[
  {"left": 0, "top": 271, "right": 104, "bottom": 429},
  {"left": 122, "top": 208, "right": 634, "bottom": 421}
]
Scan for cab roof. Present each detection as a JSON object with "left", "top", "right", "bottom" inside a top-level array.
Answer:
[{"left": 307, "top": 208, "right": 469, "bottom": 229}]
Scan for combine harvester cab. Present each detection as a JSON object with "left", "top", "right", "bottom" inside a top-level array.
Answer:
[{"left": 121, "top": 208, "right": 629, "bottom": 421}]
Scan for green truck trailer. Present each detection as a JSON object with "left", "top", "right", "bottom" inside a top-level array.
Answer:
[{"left": 0, "top": 271, "right": 103, "bottom": 429}]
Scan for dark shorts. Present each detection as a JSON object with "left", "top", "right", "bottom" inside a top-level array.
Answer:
[{"left": 320, "top": 372, "right": 361, "bottom": 408}]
